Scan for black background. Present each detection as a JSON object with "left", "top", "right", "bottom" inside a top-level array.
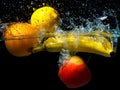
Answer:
[{"left": 0, "top": 0, "right": 120, "bottom": 90}]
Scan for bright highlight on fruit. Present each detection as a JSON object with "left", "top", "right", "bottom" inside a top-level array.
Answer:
[
  {"left": 30, "top": 6, "right": 60, "bottom": 32},
  {"left": 4, "top": 22, "right": 40, "bottom": 57},
  {"left": 58, "top": 56, "right": 91, "bottom": 88}
]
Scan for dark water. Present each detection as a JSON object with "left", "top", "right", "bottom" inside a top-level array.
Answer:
[{"left": 0, "top": 0, "right": 120, "bottom": 89}]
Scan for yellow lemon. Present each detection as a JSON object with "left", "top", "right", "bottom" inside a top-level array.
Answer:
[{"left": 30, "top": 6, "right": 60, "bottom": 32}]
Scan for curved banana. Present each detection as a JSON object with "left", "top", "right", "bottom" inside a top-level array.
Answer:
[{"left": 44, "top": 31, "right": 114, "bottom": 57}]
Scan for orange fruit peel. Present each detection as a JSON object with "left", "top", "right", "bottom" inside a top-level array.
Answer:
[{"left": 4, "top": 22, "right": 43, "bottom": 57}]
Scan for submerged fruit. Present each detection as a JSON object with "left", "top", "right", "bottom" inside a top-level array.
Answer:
[
  {"left": 44, "top": 31, "right": 113, "bottom": 57},
  {"left": 30, "top": 6, "right": 60, "bottom": 32},
  {"left": 4, "top": 22, "right": 40, "bottom": 57},
  {"left": 58, "top": 56, "right": 91, "bottom": 88}
]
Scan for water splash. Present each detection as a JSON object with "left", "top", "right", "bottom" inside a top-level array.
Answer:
[
  {"left": 0, "top": 1, "right": 120, "bottom": 57},
  {"left": 56, "top": 9, "right": 120, "bottom": 63},
  {"left": 0, "top": 9, "right": 120, "bottom": 47}
]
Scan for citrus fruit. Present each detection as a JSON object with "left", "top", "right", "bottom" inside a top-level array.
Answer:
[
  {"left": 4, "top": 22, "right": 40, "bottom": 57},
  {"left": 30, "top": 6, "right": 60, "bottom": 32}
]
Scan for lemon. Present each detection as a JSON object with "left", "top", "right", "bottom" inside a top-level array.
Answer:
[{"left": 30, "top": 6, "right": 60, "bottom": 32}]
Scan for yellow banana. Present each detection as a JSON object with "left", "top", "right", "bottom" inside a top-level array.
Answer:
[{"left": 44, "top": 31, "right": 114, "bottom": 57}]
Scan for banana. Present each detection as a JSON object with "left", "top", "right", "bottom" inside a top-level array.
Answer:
[{"left": 44, "top": 31, "right": 114, "bottom": 57}]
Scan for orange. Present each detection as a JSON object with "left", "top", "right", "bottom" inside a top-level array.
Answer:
[{"left": 4, "top": 22, "right": 40, "bottom": 57}]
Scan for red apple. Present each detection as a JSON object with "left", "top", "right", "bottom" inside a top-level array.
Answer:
[{"left": 58, "top": 56, "right": 91, "bottom": 88}]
